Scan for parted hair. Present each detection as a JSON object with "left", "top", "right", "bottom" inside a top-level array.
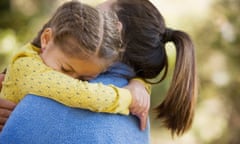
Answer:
[
  {"left": 32, "top": 1, "right": 123, "bottom": 63},
  {"left": 114, "top": 0, "right": 198, "bottom": 136}
]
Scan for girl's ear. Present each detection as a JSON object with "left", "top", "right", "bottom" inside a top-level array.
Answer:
[
  {"left": 40, "top": 28, "right": 53, "bottom": 50},
  {"left": 117, "top": 21, "right": 123, "bottom": 33}
]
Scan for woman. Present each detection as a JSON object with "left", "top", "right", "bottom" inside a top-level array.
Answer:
[{"left": 0, "top": 0, "right": 197, "bottom": 143}]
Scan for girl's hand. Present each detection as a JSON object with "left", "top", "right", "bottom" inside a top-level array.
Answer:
[{"left": 124, "top": 79, "right": 150, "bottom": 131}]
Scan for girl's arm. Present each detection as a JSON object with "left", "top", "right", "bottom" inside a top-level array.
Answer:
[
  {"left": 1, "top": 57, "right": 132, "bottom": 115},
  {"left": 1, "top": 65, "right": 150, "bottom": 131}
]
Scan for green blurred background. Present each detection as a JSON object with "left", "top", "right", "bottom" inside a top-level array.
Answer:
[{"left": 0, "top": 0, "right": 239, "bottom": 143}]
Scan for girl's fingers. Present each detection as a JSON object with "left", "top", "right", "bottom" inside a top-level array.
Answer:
[{"left": 139, "top": 113, "right": 148, "bottom": 131}]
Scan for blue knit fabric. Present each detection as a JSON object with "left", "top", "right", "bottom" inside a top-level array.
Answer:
[{"left": 0, "top": 63, "right": 150, "bottom": 144}]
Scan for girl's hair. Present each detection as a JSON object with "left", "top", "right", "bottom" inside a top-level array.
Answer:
[
  {"left": 32, "top": 1, "right": 123, "bottom": 64},
  {"left": 114, "top": 0, "right": 198, "bottom": 136}
]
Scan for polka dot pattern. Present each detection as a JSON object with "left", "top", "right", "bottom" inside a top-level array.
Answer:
[{"left": 0, "top": 44, "right": 132, "bottom": 115}]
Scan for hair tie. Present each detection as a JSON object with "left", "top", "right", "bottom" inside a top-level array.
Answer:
[{"left": 162, "top": 28, "right": 173, "bottom": 43}]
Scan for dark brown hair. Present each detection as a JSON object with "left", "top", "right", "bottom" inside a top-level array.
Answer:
[
  {"left": 114, "top": 0, "right": 198, "bottom": 136},
  {"left": 32, "top": 1, "right": 123, "bottom": 65}
]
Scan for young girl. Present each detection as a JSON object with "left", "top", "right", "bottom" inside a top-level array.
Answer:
[{"left": 0, "top": 1, "right": 149, "bottom": 121}]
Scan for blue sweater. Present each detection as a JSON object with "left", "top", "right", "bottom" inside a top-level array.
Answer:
[{"left": 0, "top": 63, "right": 150, "bottom": 144}]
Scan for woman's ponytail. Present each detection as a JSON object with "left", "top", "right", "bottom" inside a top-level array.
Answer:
[
  {"left": 114, "top": 0, "right": 197, "bottom": 136},
  {"left": 155, "top": 28, "right": 198, "bottom": 136}
]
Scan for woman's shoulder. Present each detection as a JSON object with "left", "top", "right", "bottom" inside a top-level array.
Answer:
[{"left": 0, "top": 95, "right": 150, "bottom": 144}]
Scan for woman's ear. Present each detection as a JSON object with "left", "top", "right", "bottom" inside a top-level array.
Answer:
[{"left": 40, "top": 28, "right": 53, "bottom": 50}]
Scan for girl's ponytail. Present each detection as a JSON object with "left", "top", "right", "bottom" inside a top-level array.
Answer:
[{"left": 155, "top": 28, "right": 198, "bottom": 136}]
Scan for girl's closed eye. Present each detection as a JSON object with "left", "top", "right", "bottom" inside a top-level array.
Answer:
[
  {"left": 78, "top": 75, "right": 96, "bottom": 81},
  {"left": 60, "top": 64, "right": 80, "bottom": 78},
  {"left": 60, "top": 65, "right": 72, "bottom": 73}
]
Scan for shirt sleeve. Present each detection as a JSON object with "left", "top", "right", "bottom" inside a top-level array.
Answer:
[{"left": 1, "top": 57, "right": 132, "bottom": 115}]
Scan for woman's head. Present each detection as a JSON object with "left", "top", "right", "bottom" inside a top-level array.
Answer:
[
  {"left": 99, "top": 0, "right": 167, "bottom": 80},
  {"left": 99, "top": 0, "right": 198, "bottom": 136},
  {"left": 33, "top": 1, "right": 123, "bottom": 79}
]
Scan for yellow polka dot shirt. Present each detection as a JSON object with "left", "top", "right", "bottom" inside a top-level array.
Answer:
[{"left": 0, "top": 44, "right": 132, "bottom": 115}]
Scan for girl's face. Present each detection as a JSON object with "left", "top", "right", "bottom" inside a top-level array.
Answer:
[{"left": 40, "top": 28, "right": 106, "bottom": 81}]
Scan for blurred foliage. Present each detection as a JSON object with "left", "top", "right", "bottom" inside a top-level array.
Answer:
[
  {"left": 0, "top": 0, "right": 58, "bottom": 70},
  {"left": 192, "top": 0, "right": 240, "bottom": 143},
  {"left": 0, "top": 0, "right": 240, "bottom": 144}
]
